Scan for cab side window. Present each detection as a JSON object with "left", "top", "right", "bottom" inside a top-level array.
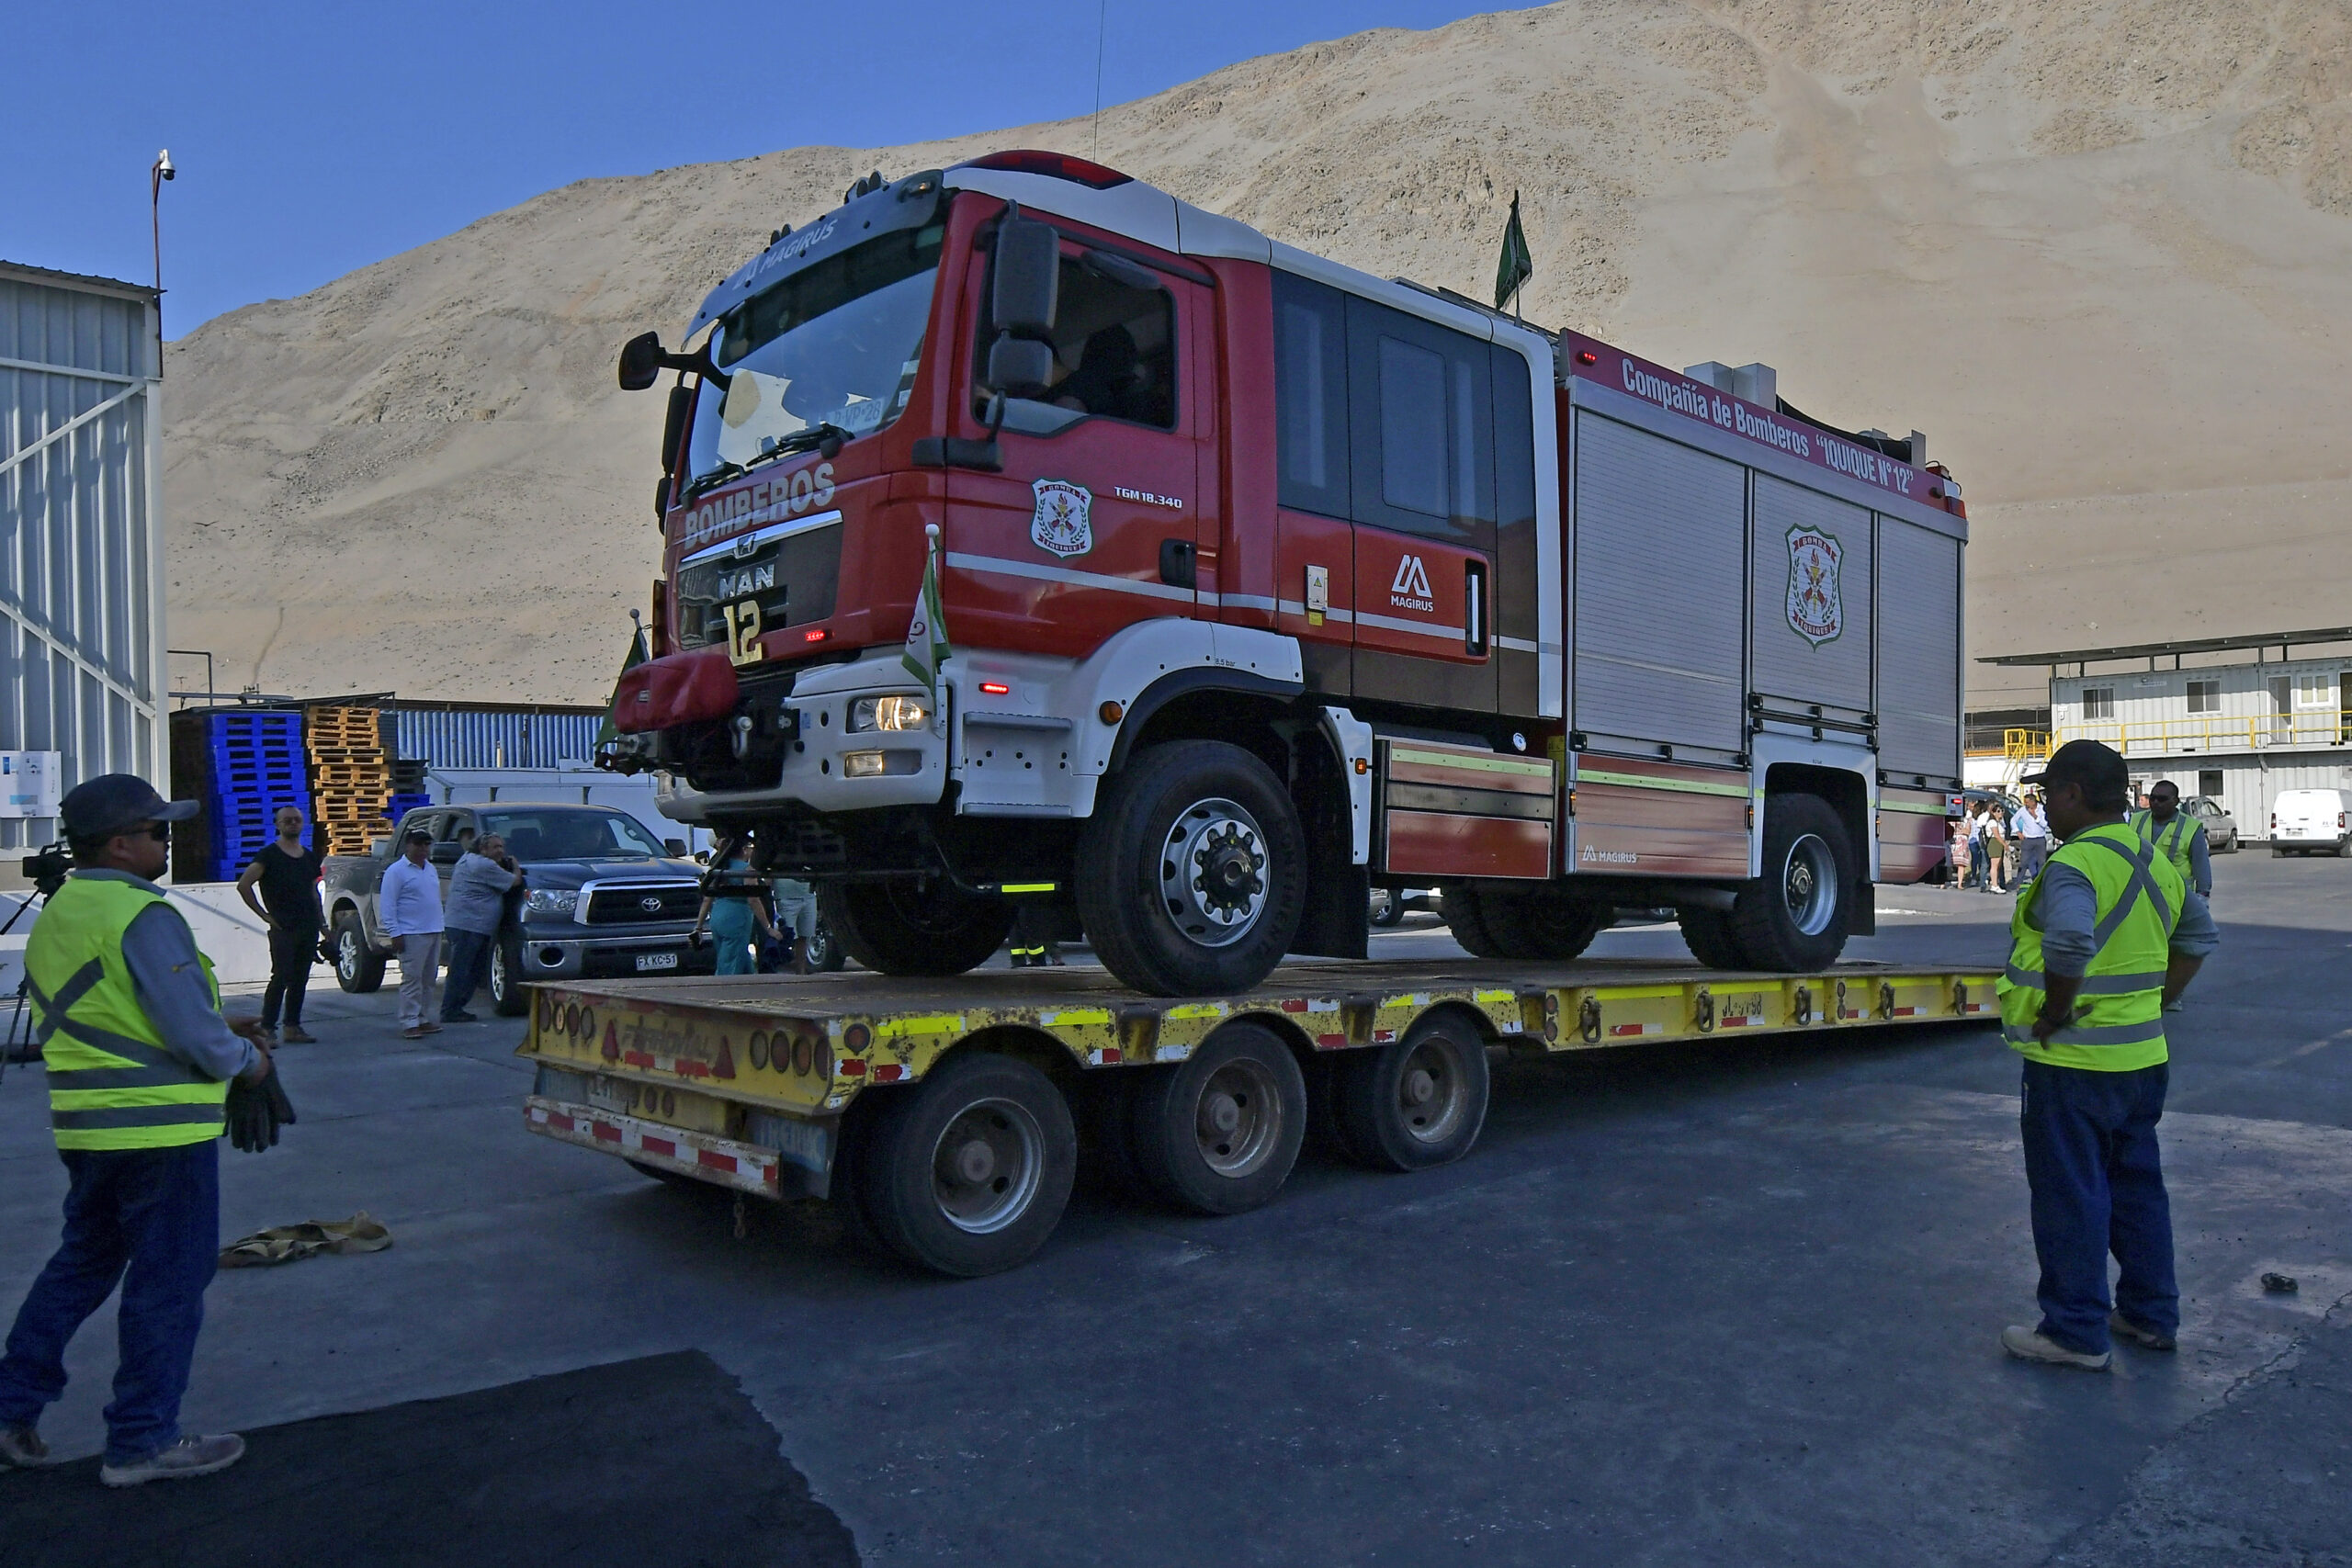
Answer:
[{"left": 977, "top": 248, "right": 1177, "bottom": 431}]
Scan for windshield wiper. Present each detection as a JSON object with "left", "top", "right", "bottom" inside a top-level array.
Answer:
[
  {"left": 682, "top": 458, "right": 746, "bottom": 502},
  {"left": 746, "top": 423, "right": 854, "bottom": 469}
]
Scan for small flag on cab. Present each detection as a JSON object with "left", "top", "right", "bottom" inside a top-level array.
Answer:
[
  {"left": 1495, "top": 190, "right": 1532, "bottom": 319},
  {"left": 902, "top": 523, "right": 952, "bottom": 696}
]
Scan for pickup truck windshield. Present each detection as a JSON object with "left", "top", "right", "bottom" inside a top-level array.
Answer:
[
  {"left": 479, "top": 809, "right": 667, "bottom": 861},
  {"left": 688, "top": 222, "right": 945, "bottom": 483}
]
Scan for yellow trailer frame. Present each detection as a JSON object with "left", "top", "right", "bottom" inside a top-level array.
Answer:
[{"left": 518, "top": 958, "right": 1997, "bottom": 1211}]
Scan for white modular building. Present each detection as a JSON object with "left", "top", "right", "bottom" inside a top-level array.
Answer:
[
  {"left": 1, "top": 262, "right": 167, "bottom": 864},
  {"left": 1983, "top": 626, "right": 2352, "bottom": 839}
]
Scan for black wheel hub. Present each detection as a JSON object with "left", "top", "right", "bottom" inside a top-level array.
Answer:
[{"left": 1196, "top": 827, "right": 1264, "bottom": 919}]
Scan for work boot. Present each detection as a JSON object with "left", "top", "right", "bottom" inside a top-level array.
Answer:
[
  {"left": 0, "top": 1424, "right": 56, "bottom": 1468},
  {"left": 2109, "top": 1312, "right": 2177, "bottom": 1352},
  {"left": 99, "top": 1433, "right": 246, "bottom": 1487},
  {"left": 280, "top": 1025, "right": 318, "bottom": 1044},
  {"left": 2001, "top": 1325, "right": 2110, "bottom": 1371}
]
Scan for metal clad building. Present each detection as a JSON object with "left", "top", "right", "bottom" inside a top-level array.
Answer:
[
  {"left": 1, "top": 263, "right": 165, "bottom": 852},
  {"left": 388, "top": 705, "right": 604, "bottom": 771}
]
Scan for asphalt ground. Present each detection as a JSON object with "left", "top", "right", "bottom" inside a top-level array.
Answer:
[{"left": 3, "top": 850, "right": 2349, "bottom": 1564}]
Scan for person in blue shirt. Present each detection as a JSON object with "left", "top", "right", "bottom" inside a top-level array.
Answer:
[{"left": 691, "top": 854, "right": 777, "bottom": 976}]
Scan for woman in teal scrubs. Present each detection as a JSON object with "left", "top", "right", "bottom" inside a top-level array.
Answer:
[{"left": 693, "top": 854, "right": 777, "bottom": 976}]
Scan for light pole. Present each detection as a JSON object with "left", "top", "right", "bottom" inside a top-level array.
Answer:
[{"left": 149, "top": 149, "right": 174, "bottom": 374}]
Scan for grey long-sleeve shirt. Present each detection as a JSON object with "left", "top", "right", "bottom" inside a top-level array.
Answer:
[
  {"left": 2031, "top": 860, "right": 2220, "bottom": 980},
  {"left": 78, "top": 870, "right": 256, "bottom": 1082}
]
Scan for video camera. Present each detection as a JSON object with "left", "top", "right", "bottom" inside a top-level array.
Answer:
[{"left": 18, "top": 845, "right": 70, "bottom": 899}]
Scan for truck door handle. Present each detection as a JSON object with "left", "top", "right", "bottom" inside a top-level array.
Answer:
[
  {"left": 1464, "top": 560, "right": 1488, "bottom": 656},
  {"left": 1159, "top": 538, "right": 1196, "bottom": 590}
]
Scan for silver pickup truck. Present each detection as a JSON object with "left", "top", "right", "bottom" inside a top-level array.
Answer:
[{"left": 320, "top": 802, "right": 715, "bottom": 1014}]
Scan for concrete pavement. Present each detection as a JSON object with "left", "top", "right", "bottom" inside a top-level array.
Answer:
[{"left": 2, "top": 851, "right": 2348, "bottom": 1563}]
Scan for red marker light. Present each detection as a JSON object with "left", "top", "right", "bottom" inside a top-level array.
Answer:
[
  {"left": 978, "top": 681, "right": 1011, "bottom": 695},
  {"left": 803, "top": 628, "right": 828, "bottom": 642},
  {"left": 1576, "top": 351, "right": 1598, "bottom": 366}
]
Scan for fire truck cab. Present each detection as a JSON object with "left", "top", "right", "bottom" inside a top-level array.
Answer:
[{"left": 604, "top": 151, "right": 1966, "bottom": 997}]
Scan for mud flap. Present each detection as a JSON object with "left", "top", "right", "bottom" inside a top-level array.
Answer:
[{"left": 1850, "top": 878, "right": 1875, "bottom": 936}]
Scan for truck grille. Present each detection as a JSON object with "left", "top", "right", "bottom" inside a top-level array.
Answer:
[
  {"left": 673, "top": 519, "right": 843, "bottom": 650},
  {"left": 582, "top": 884, "right": 702, "bottom": 924}
]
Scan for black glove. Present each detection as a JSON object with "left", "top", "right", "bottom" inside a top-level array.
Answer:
[{"left": 225, "top": 1067, "right": 299, "bottom": 1154}]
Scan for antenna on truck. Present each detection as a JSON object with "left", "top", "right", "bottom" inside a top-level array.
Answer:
[{"left": 1092, "top": 1, "right": 1109, "bottom": 160}]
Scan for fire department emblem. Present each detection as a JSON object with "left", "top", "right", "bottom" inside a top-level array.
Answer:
[
  {"left": 1030, "top": 479, "right": 1093, "bottom": 558},
  {"left": 1784, "top": 525, "right": 1844, "bottom": 648}
]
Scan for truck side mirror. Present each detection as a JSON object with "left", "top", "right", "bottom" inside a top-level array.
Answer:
[
  {"left": 991, "top": 217, "right": 1059, "bottom": 337},
  {"left": 369, "top": 837, "right": 390, "bottom": 858},
  {"left": 618, "top": 331, "right": 666, "bottom": 391},
  {"left": 664, "top": 838, "right": 688, "bottom": 857},
  {"left": 987, "top": 337, "right": 1056, "bottom": 400}
]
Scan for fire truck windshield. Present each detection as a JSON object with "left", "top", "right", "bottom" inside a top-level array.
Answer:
[{"left": 687, "top": 222, "right": 944, "bottom": 485}]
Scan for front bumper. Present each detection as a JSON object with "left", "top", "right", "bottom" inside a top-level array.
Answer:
[{"left": 518, "top": 931, "right": 717, "bottom": 982}]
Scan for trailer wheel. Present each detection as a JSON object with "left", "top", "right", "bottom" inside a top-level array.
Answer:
[
  {"left": 820, "top": 880, "right": 1015, "bottom": 977},
  {"left": 1127, "top": 1022, "right": 1306, "bottom": 1215},
  {"left": 1076, "top": 741, "right": 1306, "bottom": 997},
  {"left": 1334, "top": 1012, "right": 1489, "bottom": 1172},
  {"left": 1725, "top": 795, "right": 1855, "bottom": 971},
  {"left": 1443, "top": 889, "right": 1610, "bottom": 962},
  {"left": 1676, "top": 908, "right": 1747, "bottom": 970},
  {"left": 332, "top": 911, "right": 385, "bottom": 993},
  {"left": 854, "top": 1053, "right": 1077, "bottom": 1276}
]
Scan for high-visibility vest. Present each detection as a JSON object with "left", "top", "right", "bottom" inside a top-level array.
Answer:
[
  {"left": 2128, "top": 807, "right": 2203, "bottom": 886},
  {"left": 1997, "top": 821, "right": 2180, "bottom": 1072},
  {"left": 24, "top": 874, "right": 229, "bottom": 1151}
]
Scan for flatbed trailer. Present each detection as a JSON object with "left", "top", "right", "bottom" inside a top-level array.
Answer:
[{"left": 519, "top": 958, "right": 1997, "bottom": 1275}]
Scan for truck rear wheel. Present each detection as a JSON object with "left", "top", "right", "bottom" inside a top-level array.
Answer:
[
  {"left": 1676, "top": 908, "right": 1747, "bottom": 969},
  {"left": 1333, "top": 1011, "right": 1489, "bottom": 1172},
  {"left": 332, "top": 911, "right": 385, "bottom": 993},
  {"left": 1724, "top": 794, "right": 1855, "bottom": 971},
  {"left": 1076, "top": 741, "right": 1306, "bottom": 997},
  {"left": 820, "top": 880, "right": 1014, "bottom": 977},
  {"left": 1126, "top": 1022, "right": 1306, "bottom": 1215},
  {"left": 854, "top": 1053, "right": 1077, "bottom": 1277},
  {"left": 1443, "top": 889, "right": 1610, "bottom": 962}
]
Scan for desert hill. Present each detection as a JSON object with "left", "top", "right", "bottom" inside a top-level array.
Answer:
[{"left": 162, "top": 0, "right": 2352, "bottom": 714}]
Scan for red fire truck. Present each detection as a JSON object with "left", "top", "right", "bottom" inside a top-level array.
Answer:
[{"left": 601, "top": 150, "right": 1965, "bottom": 998}]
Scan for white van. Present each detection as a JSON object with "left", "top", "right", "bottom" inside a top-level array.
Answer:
[{"left": 2269, "top": 788, "right": 2352, "bottom": 856}]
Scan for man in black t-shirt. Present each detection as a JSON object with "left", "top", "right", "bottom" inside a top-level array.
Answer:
[{"left": 235, "top": 806, "right": 325, "bottom": 1044}]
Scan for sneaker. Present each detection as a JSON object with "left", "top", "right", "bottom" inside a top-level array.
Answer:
[
  {"left": 2109, "top": 1312, "right": 2177, "bottom": 1352},
  {"left": 0, "top": 1424, "right": 56, "bottom": 1469},
  {"left": 420, "top": 1022, "right": 444, "bottom": 1034},
  {"left": 2001, "top": 1325, "right": 2110, "bottom": 1371},
  {"left": 2164, "top": 999, "right": 2185, "bottom": 1014},
  {"left": 279, "top": 1025, "right": 318, "bottom": 1043},
  {"left": 401, "top": 1026, "right": 427, "bottom": 1039},
  {"left": 99, "top": 1432, "right": 245, "bottom": 1487}
]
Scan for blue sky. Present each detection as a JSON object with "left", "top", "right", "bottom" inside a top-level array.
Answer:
[{"left": 3, "top": 1, "right": 1513, "bottom": 337}]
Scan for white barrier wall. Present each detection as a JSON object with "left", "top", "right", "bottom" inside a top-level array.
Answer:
[{"left": 3, "top": 885, "right": 275, "bottom": 990}]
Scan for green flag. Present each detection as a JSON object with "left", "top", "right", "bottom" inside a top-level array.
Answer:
[
  {"left": 1495, "top": 191, "right": 1532, "bottom": 312},
  {"left": 901, "top": 525, "right": 951, "bottom": 696},
  {"left": 594, "top": 615, "right": 651, "bottom": 748}
]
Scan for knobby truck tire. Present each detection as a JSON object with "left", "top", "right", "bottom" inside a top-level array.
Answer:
[
  {"left": 1445, "top": 888, "right": 1611, "bottom": 962},
  {"left": 1677, "top": 907, "right": 1747, "bottom": 969},
  {"left": 820, "top": 881, "right": 1014, "bottom": 977},
  {"left": 1725, "top": 794, "right": 1856, "bottom": 971}
]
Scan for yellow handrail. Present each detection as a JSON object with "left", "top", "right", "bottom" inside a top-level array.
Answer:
[{"left": 2055, "top": 712, "right": 2352, "bottom": 755}]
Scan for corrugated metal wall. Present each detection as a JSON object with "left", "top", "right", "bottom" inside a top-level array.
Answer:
[
  {"left": 388, "top": 706, "right": 603, "bottom": 770},
  {"left": 0, "top": 265, "right": 164, "bottom": 851}
]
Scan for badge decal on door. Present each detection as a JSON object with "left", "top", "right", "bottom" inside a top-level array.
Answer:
[
  {"left": 1030, "top": 479, "right": 1094, "bottom": 558},
  {"left": 1784, "top": 525, "right": 1843, "bottom": 647}
]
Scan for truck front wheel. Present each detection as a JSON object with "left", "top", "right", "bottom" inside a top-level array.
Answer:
[
  {"left": 1724, "top": 794, "right": 1856, "bottom": 972},
  {"left": 332, "top": 911, "right": 386, "bottom": 993},
  {"left": 1076, "top": 741, "right": 1307, "bottom": 996},
  {"left": 854, "top": 1053, "right": 1078, "bottom": 1276},
  {"left": 820, "top": 881, "right": 1014, "bottom": 977}
]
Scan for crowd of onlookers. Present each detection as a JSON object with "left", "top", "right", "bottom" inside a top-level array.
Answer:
[{"left": 1951, "top": 791, "right": 2051, "bottom": 894}]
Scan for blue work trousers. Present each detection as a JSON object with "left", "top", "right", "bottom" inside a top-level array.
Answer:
[
  {"left": 2020, "top": 1058, "right": 2177, "bottom": 1355},
  {"left": 0, "top": 1141, "right": 220, "bottom": 1464}
]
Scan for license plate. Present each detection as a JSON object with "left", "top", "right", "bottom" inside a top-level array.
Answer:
[
  {"left": 635, "top": 952, "right": 681, "bottom": 973},
  {"left": 586, "top": 1075, "right": 631, "bottom": 1114}
]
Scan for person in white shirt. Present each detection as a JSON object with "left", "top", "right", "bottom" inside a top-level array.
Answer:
[
  {"left": 2015, "top": 791, "right": 2052, "bottom": 882},
  {"left": 378, "top": 827, "right": 446, "bottom": 1037}
]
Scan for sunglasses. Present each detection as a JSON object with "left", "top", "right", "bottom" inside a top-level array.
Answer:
[{"left": 128, "top": 823, "right": 171, "bottom": 842}]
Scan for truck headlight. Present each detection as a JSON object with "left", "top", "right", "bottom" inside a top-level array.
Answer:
[
  {"left": 524, "top": 888, "right": 579, "bottom": 919},
  {"left": 850, "top": 694, "right": 931, "bottom": 732}
]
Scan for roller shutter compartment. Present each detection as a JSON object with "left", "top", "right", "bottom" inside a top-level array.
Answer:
[
  {"left": 1875, "top": 518, "right": 1962, "bottom": 781},
  {"left": 1569, "top": 413, "right": 1747, "bottom": 755},
  {"left": 1749, "top": 474, "right": 1872, "bottom": 714}
]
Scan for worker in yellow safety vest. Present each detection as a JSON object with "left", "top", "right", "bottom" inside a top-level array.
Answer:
[
  {"left": 0, "top": 775, "right": 273, "bottom": 1487},
  {"left": 1996, "top": 741, "right": 2218, "bottom": 1371},
  {"left": 2129, "top": 779, "right": 2213, "bottom": 898}
]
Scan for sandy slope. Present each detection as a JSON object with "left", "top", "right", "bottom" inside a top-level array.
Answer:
[{"left": 161, "top": 0, "right": 2352, "bottom": 711}]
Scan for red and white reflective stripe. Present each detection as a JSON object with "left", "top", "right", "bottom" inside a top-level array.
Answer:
[
  {"left": 525, "top": 1098, "right": 780, "bottom": 1193},
  {"left": 1609, "top": 1021, "right": 1665, "bottom": 1037},
  {"left": 1718, "top": 1015, "right": 1752, "bottom": 1029},
  {"left": 1085, "top": 1046, "right": 1125, "bottom": 1066}
]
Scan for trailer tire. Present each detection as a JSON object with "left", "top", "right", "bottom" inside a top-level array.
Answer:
[
  {"left": 332, "top": 911, "right": 386, "bottom": 994},
  {"left": 1334, "top": 1012, "right": 1489, "bottom": 1172},
  {"left": 820, "top": 881, "right": 1015, "bottom": 978},
  {"left": 1127, "top": 1022, "right": 1306, "bottom": 1215},
  {"left": 1076, "top": 741, "right": 1306, "bottom": 997},
  {"left": 1725, "top": 794, "right": 1855, "bottom": 972},
  {"left": 1444, "top": 889, "right": 1610, "bottom": 962},
  {"left": 1677, "top": 908, "right": 1747, "bottom": 970},
  {"left": 854, "top": 1053, "right": 1077, "bottom": 1277}
]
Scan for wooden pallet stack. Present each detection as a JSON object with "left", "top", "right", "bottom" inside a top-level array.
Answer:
[{"left": 305, "top": 705, "right": 393, "bottom": 854}]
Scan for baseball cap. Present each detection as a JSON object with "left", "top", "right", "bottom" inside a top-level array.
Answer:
[
  {"left": 59, "top": 773, "right": 200, "bottom": 840},
  {"left": 2019, "top": 739, "right": 2128, "bottom": 797},
  {"left": 403, "top": 825, "right": 433, "bottom": 842}
]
